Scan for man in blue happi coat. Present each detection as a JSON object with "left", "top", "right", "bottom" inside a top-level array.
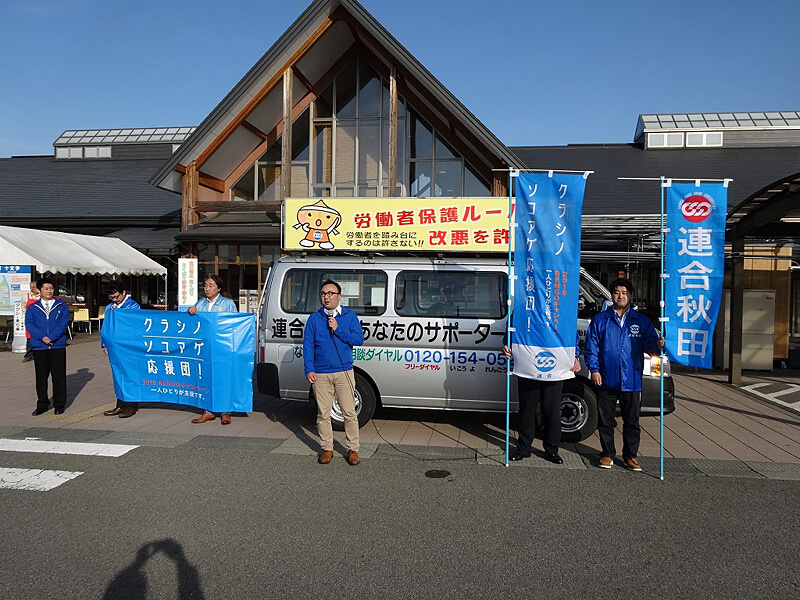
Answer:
[{"left": 585, "top": 278, "right": 663, "bottom": 472}]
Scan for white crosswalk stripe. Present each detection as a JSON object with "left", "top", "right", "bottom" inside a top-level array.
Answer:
[
  {"left": 0, "top": 438, "right": 139, "bottom": 492},
  {"left": 0, "top": 467, "right": 83, "bottom": 491},
  {"left": 0, "top": 438, "right": 138, "bottom": 457}
]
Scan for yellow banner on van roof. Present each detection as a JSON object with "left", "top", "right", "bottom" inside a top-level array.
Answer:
[{"left": 284, "top": 197, "right": 511, "bottom": 252}]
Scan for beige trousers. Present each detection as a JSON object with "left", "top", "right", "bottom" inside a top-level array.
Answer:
[{"left": 313, "top": 370, "right": 359, "bottom": 452}]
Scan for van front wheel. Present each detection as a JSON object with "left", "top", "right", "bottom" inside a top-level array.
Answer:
[
  {"left": 559, "top": 380, "right": 598, "bottom": 443},
  {"left": 331, "top": 372, "right": 377, "bottom": 431}
]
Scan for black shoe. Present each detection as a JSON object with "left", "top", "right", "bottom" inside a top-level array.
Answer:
[
  {"left": 544, "top": 452, "right": 564, "bottom": 465},
  {"left": 510, "top": 451, "right": 530, "bottom": 462},
  {"left": 54, "top": 408, "right": 65, "bottom": 415},
  {"left": 32, "top": 407, "right": 49, "bottom": 416}
]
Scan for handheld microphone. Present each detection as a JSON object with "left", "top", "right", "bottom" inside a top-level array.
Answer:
[{"left": 325, "top": 309, "right": 335, "bottom": 336}]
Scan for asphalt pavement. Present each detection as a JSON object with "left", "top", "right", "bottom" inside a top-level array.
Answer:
[
  {"left": 1, "top": 444, "right": 798, "bottom": 600},
  {"left": 2, "top": 334, "right": 800, "bottom": 599}
]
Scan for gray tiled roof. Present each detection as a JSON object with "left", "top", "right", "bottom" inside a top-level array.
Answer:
[
  {"left": 0, "top": 155, "right": 181, "bottom": 221},
  {"left": 105, "top": 227, "right": 180, "bottom": 254},
  {"left": 510, "top": 144, "right": 800, "bottom": 216}
]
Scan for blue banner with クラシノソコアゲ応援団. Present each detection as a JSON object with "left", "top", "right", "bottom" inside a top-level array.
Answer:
[
  {"left": 100, "top": 308, "right": 255, "bottom": 413},
  {"left": 664, "top": 181, "right": 728, "bottom": 369},
  {"left": 511, "top": 172, "right": 587, "bottom": 380}
]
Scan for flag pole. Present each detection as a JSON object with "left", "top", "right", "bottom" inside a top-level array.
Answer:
[
  {"left": 505, "top": 168, "right": 517, "bottom": 467},
  {"left": 618, "top": 175, "right": 733, "bottom": 481},
  {"left": 659, "top": 176, "right": 667, "bottom": 481}
]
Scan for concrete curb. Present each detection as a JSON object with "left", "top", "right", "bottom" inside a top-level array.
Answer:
[{"left": 2, "top": 426, "right": 799, "bottom": 481}]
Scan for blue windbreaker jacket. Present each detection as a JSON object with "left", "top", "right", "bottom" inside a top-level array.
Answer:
[
  {"left": 303, "top": 306, "right": 364, "bottom": 375},
  {"left": 193, "top": 295, "right": 237, "bottom": 313},
  {"left": 584, "top": 307, "right": 660, "bottom": 392},
  {"left": 25, "top": 298, "right": 71, "bottom": 351}
]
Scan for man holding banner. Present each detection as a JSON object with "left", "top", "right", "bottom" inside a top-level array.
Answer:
[
  {"left": 188, "top": 274, "right": 239, "bottom": 425},
  {"left": 585, "top": 278, "right": 663, "bottom": 471},
  {"left": 102, "top": 282, "right": 141, "bottom": 419},
  {"left": 509, "top": 170, "right": 589, "bottom": 464},
  {"left": 504, "top": 335, "right": 581, "bottom": 463},
  {"left": 101, "top": 301, "right": 255, "bottom": 420}
]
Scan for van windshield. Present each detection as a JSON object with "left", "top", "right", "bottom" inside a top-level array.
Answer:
[
  {"left": 578, "top": 274, "right": 610, "bottom": 320},
  {"left": 395, "top": 271, "right": 507, "bottom": 318}
]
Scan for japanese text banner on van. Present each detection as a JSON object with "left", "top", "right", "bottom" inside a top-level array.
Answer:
[
  {"left": 512, "top": 172, "right": 587, "bottom": 379},
  {"left": 664, "top": 182, "right": 727, "bottom": 369},
  {"left": 284, "top": 197, "right": 510, "bottom": 252},
  {"left": 101, "top": 309, "right": 255, "bottom": 413}
]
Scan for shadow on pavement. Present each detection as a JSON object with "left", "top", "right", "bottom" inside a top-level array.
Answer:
[
  {"left": 103, "top": 538, "right": 203, "bottom": 600},
  {"left": 66, "top": 367, "right": 94, "bottom": 408}
]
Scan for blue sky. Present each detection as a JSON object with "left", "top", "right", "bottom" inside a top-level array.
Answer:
[{"left": 1, "top": 0, "right": 798, "bottom": 157}]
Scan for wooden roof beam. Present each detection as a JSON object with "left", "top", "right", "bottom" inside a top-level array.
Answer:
[
  {"left": 241, "top": 120, "right": 269, "bottom": 140},
  {"left": 198, "top": 172, "right": 225, "bottom": 194}
]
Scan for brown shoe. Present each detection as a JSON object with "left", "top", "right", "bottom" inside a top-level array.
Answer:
[
  {"left": 103, "top": 407, "right": 123, "bottom": 416},
  {"left": 598, "top": 456, "right": 613, "bottom": 469},
  {"left": 318, "top": 450, "right": 334, "bottom": 464},
  {"left": 118, "top": 407, "right": 136, "bottom": 418},
  {"left": 220, "top": 413, "right": 232, "bottom": 425},
  {"left": 191, "top": 412, "right": 215, "bottom": 424},
  {"left": 347, "top": 450, "right": 361, "bottom": 466},
  {"left": 625, "top": 457, "right": 642, "bottom": 472}
]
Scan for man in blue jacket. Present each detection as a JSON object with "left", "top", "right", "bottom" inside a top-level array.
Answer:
[
  {"left": 25, "top": 278, "right": 71, "bottom": 416},
  {"left": 304, "top": 279, "right": 364, "bottom": 466},
  {"left": 101, "top": 282, "right": 141, "bottom": 418},
  {"left": 585, "top": 278, "right": 663, "bottom": 471}
]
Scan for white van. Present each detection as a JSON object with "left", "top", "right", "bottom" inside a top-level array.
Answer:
[{"left": 256, "top": 255, "right": 674, "bottom": 442}]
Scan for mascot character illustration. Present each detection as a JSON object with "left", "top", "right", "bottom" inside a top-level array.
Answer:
[{"left": 294, "top": 200, "right": 341, "bottom": 249}]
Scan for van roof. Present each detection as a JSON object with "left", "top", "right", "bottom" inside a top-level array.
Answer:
[
  {"left": 276, "top": 255, "right": 509, "bottom": 267},
  {"left": 275, "top": 254, "right": 593, "bottom": 278}
]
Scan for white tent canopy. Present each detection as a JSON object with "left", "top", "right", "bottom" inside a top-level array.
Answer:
[{"left": 0, "top": 225, "right": 167, "bottom": 276}]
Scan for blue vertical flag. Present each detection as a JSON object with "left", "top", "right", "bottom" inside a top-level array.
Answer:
[
  {"left": 512, "top": 172, "right": 587, "bottom": 379},
  {"left": 101, "top": 309, "right": 255, "bottom": 413},
  {"left": 664, "top": 181, "right": 728, "bottom": 368}
]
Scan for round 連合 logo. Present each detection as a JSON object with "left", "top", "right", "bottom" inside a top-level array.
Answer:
[
  {"left": 534, "top": 351, "right": 557, "bottom": 372},
  {"left": 679, "top": 194, "right": 715, "bottom": 223}
]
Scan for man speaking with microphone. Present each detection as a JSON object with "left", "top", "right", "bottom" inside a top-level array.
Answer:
[{"left": 304, "top": 279, "right": 364, "bottom": 465}]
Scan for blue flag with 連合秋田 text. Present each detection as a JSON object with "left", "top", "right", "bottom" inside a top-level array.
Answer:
[
  {"left": 100, "top": 308, "right": 255, "bottom": 413},
  {"left": 664, "top": 181, "right": 728, "bottom": 368}
]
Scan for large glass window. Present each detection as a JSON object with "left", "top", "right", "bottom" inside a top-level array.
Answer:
[
  {"left": 257, "top": 143, "right": 281, "bottom": 203},
  {"left": 230, "top": 56, "right": 492, "bottom": 202},
  {"left": 291, "top": 108, "right": 310, "bottom": 196},
  {"left": 232, "top": 164, "right": 255, "bottom": 201},
  {"left": 281, "top": 269, "right": 387, "bottom": 316},
  {"left": 395, "top": 271, "right": 506, "bottom": 318}
]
